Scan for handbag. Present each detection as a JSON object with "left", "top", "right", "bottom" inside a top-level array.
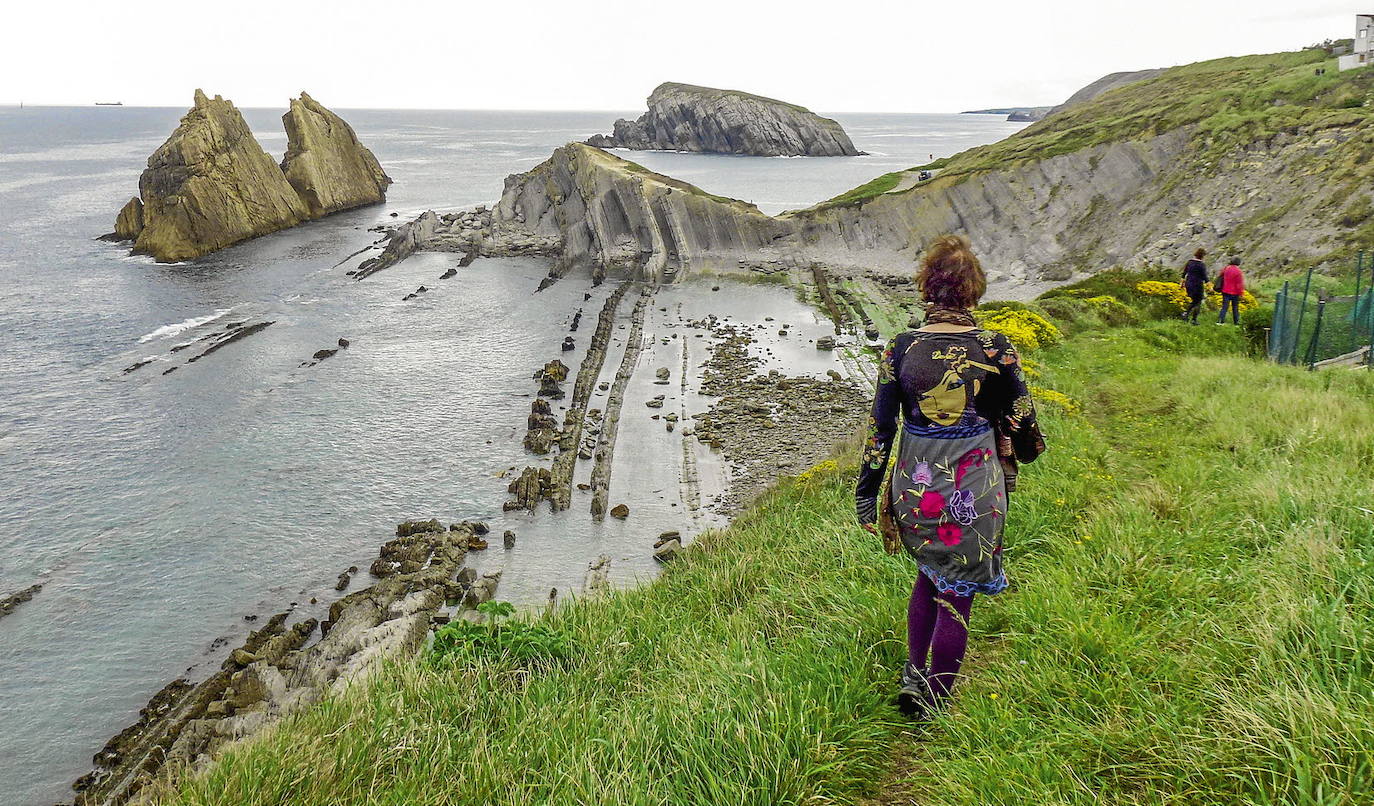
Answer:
[
  {"left": 876, "top": 450, "right": 903, "bottom": 556},
  {"left": 1212, "top": 273, "right": 1224, "bottom": 293}
]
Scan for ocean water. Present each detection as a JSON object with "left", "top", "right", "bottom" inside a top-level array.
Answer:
[{"left": 0, "top": 105, "right": 1026, "bottom": 804}]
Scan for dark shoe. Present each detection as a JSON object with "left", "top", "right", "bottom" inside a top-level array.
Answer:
[{"left": 896, "top": 662, "right": 933, "bottom": 720}]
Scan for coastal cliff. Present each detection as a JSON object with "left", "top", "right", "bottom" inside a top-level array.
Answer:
[
  {"left": 586, "top": 82, "right": 861, "bottom": 157},
  {"left": 280, "top": 92, "right": 391, "bottom": 218},
  {"left": 787, "top": 48, "right": 1374, "bottom": 281},
  {"left": 495, "top": 143, "right": 790, "bottom": 281},
  {"left": 365, "top": 48, "right": 1374, "bottom": 290},
  {"left": 363, "top": 143, "right": 790, "bottom": 284},
  {"left": 111, "top": 90, "right": 390, "bottom": 262}
]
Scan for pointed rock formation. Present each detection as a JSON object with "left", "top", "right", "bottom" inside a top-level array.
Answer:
[
  {"left": 110, "top": 90, "right": 390, "bottom": 262},
  {"left": 125, "top": 90, "right": 310, "bottom": 262},
  {"left": 280, "top": 91, "right": 391, "bottom": 218},
  {"left": 586, "top": 82, "right": 862, "bottom": 157}
]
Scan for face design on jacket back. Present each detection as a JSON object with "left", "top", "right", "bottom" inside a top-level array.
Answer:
[{"left": 914, "top": 345, "right": 997, "bottom": 426}]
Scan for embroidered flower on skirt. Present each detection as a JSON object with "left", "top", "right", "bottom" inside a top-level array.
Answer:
[
  {"left": 888, "top": 424, "right": 1008, "bottom": 595},
  {"left": 946, "top": 488, "right": 977, "bottom": 525}
]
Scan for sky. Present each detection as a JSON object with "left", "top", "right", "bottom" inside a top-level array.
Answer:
[{"left": 0, "top": 1, "right": 1363, "bottom": 112}]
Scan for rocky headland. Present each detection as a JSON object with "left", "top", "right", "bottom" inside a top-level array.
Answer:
[
  {"left": 586, "top": 82, "right": 862, "bottom": 157},
  {"left": 107, "top": 90, "right": 390, "bottom": 262},
  {"left": 358, "top": 143, "right": 790, "bottom": 285},
  {"left": 371, "top": 47, "right": 1374, "bottom": 290}
]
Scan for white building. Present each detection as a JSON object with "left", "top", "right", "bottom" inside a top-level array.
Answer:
[{"left": 1338, "top": 14, "right": 1374, "bottom": 70}]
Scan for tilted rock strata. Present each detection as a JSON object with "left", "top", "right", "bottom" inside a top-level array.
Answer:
[
  {"left": 280, "top": 91, "right": 391, "bottom": 218},
  {"left": 72, "top": 522, "right": 474, "bottom": 805},
  {"left": 123, "top": 90, "right": 310, "bottom": 262},
  {"left": 587, "top": 82, "right": 861, "bottom": 157},
  {"left": 496, "top": 143, "right": 792, "bottom": 282},
  {"left": 112, "top": 90, "right": 390, "bottom": 262}
]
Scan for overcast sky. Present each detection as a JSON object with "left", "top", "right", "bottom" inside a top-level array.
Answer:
[{"left": 0, "top": 1, "right": 1361, "bottom": 112}]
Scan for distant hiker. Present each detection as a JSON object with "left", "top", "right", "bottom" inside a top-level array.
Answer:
[
  {"left": 855, "top": 234, "right": 1045, "bottom": 720},
  {"left": 1180, "top": 248, "right": 1209, "bottom": 325},
  {"left": 1216, "top": 257, "right": 1245, "bottom": 325}
]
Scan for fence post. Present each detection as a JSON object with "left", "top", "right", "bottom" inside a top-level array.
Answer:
[
  {"left": 1271, "top": 282, "right": 1288, "bottom": 361},
  {"left": 1305, "top": 299, "right": 1326, "bottom": 369},
  {"left": 1291, "top": 268, "right": 1314, "bottom": 365},
  {"left": 1354, "top": 252, "right": 1366, "bottom": 353}
]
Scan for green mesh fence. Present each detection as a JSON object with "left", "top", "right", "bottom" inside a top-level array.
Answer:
[{"left": 1270, "top": 256, "right": 1374, "bottom": 368}]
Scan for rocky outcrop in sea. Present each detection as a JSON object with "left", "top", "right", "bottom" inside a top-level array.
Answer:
[
  {"left": 108, "top": 90, "right": 389, "bottom": 262},
  {"left": 586, "top": 82, "right": 862, "bottom": 157},
  {"left": 280, "top": 91, "right": 391, "bottom": 218}
]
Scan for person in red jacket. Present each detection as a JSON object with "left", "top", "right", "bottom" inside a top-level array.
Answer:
[{"left": 1216, "top": 258, "right": 1245, "bottom": 325}]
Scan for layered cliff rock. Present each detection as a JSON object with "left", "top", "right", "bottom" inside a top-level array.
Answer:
[
  {"left": 280, "top": 92, "right": 391, "bottom": 218},
  {"left": 586, "top": 82, "right": 861, "bottom": 157},
  {"left": 370, "top": 143, "right": 791, "bottom": 284},
  {"left": 495, "top": 143, "right": 791, "bottom": 281},
  {"left": 110, "top": 90, "right": 390, "bottom": 262}
]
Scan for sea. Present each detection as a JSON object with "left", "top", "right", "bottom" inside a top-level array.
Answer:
[{"left": 0, "top": 104, "right": 1027, "bottom": 804}]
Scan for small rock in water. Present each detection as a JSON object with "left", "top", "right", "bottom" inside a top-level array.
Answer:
[
  {"left": 337, "top": 337, "right": 350, "bottom": 348},
  {"left": 655, "top": 367, "right": 671, "bottom": 380},
  {"left": 503, "top": 529, "right": 516, "bottom": 549},
  {"left": 816, "top": 335, "right": 836, "bottom": 350},
  {"left": 609, "top": 503, "right": 630, "bottom": 519},
  {"left": 335, "top": 571, "right": 351, "bottom": 591}
]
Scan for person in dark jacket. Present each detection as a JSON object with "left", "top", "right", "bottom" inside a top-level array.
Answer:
[
  {"left": 1180, "top": 248, "right": 1208, "bottom": 325},
  {"left": 1216, "top": 258, "right": 1245, "bottom": 324},
  {"left": 855, "top": 234, "right": 1045, "bottom": 720}
]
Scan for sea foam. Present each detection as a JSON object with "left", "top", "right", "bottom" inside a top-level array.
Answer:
[{"left": 137, "top": 309, "right": 232, "bottom": 343}]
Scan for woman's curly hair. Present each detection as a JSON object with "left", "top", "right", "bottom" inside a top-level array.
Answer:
[{"left": 917, "top": 234, "right": 986, "bottom": 309}]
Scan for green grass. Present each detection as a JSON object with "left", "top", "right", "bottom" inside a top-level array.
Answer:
[
  {"left": 150, "top": 317, "right": 1374, "bottom": 805},
  {"left": 805, "top": 49, "right": 1374, "bottom": 213}
]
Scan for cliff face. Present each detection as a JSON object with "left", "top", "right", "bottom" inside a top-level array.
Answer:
[
  {"left": 496, "top": 143, "right": 791, "bottom": 281},
  {"left": 586, "top": 82, "right": 862, "bottom": 157},
  {"left": 280, "top": 92, "right": 392, "bottom": 218},
  {"left": 128, "top": 90, "right": 310, "bottom": 262},
  {"left": 112, "top": 90, "right": 390, "bottom": 262}
]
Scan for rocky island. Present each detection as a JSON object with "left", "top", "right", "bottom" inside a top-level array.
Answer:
[
  {"left": 108, "top": 90, "right": 390, "bottom": 262},
  {"left": 586, "top": 82, "right": 862, "bottom": 157}
]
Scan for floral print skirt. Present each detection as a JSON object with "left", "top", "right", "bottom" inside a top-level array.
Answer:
[{"left": 889, "top": 423, "right": 1008, "bottom": 596}]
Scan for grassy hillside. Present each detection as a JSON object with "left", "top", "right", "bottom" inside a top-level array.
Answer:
[{"left": 147, "top": 284, "right": 1374, "bottom": 805}]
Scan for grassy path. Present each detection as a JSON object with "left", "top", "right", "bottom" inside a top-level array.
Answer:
[{"left": 154, "top": 322, "right": 1373, "bottom": 806}]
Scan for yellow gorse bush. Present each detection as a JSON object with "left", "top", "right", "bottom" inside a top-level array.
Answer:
[
  {"left": 980, "top": 309, "right": 1063, "bottom": 352},
  {"left": 1136, "top": 281, "right": 1258, "bottom": 312},
  {"left": 1029, "top": 385, "right": 1081, "bottom": 415},
  {"left": 796, "top": 459, "right": 839, "bottom": 483}
]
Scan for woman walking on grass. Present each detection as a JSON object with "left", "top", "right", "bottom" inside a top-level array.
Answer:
[
  {"left": 851, "top": 236, "right": 1044, "bottom": 719},
  {"left": 1180, "top": 248, "right": 1209, "bottom": 325},
  {"left": 1216, "top": 258, "right": 1245, "bottom": 325},
  {"left": 855, "top": 234, "right": 1045, "bottom": 720}
]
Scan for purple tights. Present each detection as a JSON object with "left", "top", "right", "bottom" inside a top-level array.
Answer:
[{"left": 907, "top": 573, "right": 975, "bottom": 701}]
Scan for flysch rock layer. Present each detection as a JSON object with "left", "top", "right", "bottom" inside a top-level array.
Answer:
[
  {"left": 280, "top": 91, "right": 392, "bottom": 218},
  {"left": 111, "top": 90, "right": 390, "bottom": 262},
  {"left": 71, "top": 522, "right": 475, "bottom": 806},
  {"left": 586, "top": 82, "right": 862, "bottom": 157},
  {"left": 365, "top": 143, "right": 792, "bottom": 285}
]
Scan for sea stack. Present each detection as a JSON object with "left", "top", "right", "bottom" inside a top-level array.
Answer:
[
  {"left": 110, "top": 90, "right": 390, "bottom": 262},
  {"left": 586, "top": 82, "right": 862, "bottom": 157},
  {"left": 280, "top": 92, "right": 391, "bottom": 218}
]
